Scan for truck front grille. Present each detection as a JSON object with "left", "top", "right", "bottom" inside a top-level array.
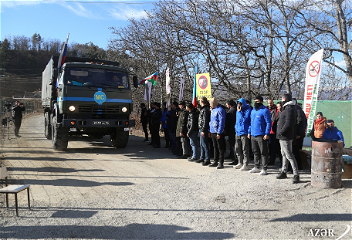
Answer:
[{"left": 79, "top": 105, "right": 120, "bottom": 113}]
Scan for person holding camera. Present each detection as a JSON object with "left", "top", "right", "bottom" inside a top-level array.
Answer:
[{"left": 13, "top": 101, "right": 25, "bottom": 137}]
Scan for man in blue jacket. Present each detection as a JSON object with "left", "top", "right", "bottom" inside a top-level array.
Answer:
[
  {"left": 248, "top": 96, "right": 271, "bottom": 175},
  {"left": 208, "top": 98, "right": 227, "bottom": 169},
  {"left": 322, "top": 120, "right": 345, "bottom": 147},
  {"left": 161, "top": 102, "right": 170, "bottom": 148},
  {"left": 234, "top": 98, "right": 252, "bottom": 171}
]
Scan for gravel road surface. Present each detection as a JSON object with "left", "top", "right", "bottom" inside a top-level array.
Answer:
[{"left": 0, "top": 113, "right": 351, "bottom": 239}]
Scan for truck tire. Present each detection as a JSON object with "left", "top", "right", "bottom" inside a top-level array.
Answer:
[
  {"left": 44, "top": 112, "right": 52, "bottom": 140},
  {"left": 51, "top": 116, "right": 69, "bottom": 151},
  {"left": 110, "top": 128, "right": 129, "bottom": 148}
]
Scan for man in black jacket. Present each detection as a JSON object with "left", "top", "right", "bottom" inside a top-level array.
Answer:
[
  {"left": 225, "top": 100, "right": 237, "bottom": 164},
  {"left": 176, "top": 101, "right": 190, "bottom": 158},
  {"left": 150, "top": 102, "right": 162, "bottom": 148},
  {"left": 140, "top": 103, "right": 149, "bottom": 142},
  {"left": 12, "top": 101, "right": 25, "bottom": 138},
  {"left": 167, "top": 102, "right": 179, "bottom": 153},
  {"left": 276, "top": 93, "right": 300, "bottom": 183},
  {"left": 186, "top": 103, "right": 199, "bottom": 161},
  {"left": 292, "top": 99, "right": 307, "bottom": 170},
  {"left": 198, "top": 97, "right": 211, "bottom": 165}
]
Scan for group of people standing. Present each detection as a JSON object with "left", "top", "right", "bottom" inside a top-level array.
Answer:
[{"left": 140, "top": 93, "right": 345, "bottom": 184}]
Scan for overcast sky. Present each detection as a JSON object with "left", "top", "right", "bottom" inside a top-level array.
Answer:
[{"left": 0, "top": 0, "right": 154, "bottom": 49}]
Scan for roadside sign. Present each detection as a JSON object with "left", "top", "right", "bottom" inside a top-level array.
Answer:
[
  {"left": 309, "top": 61, "right": 321, "bottom": 78},
  {"left": 196, "top": 72, "right": 212, "bottom": 100}
]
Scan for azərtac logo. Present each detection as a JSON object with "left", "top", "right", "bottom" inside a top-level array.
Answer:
[
  {"left": 94, "top": 91, "right": 106, "bottom": 104},
  {"left": 308, "top": 225, "right": 351, "bottom": 239}
]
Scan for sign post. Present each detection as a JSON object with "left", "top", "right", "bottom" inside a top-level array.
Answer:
[
  {"left": 196, "top": 72, "right": 212, "bottom": 100},
  {"left": 303, "top": 49, "right": 324, "bottom": 137}
]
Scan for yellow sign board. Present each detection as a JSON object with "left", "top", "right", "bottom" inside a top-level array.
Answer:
[{"left": 196, "top": 72, "right": 212, "bottom": 100}]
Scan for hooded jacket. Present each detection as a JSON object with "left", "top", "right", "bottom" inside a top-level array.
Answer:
[
  {"left": 249, "top": 103, "right": 271, "bottom": 137},
  {"left": 140, "top": 107, "right": 148, "bottom": 123},
  {"left": 235, "top": 98, "right": 251, "bottom": 136},
  {"left": 176, "top": 107, "right": 189, "bottom": 137},
  {"left": 322, "top": 126, "right": 345, "bottom": 147},
  {"left": 209, "top": 105, "right": 226, "bottom": 134},
  {"left": 276, "top": 100, "right": 297, "bottom": 140},
  {"left": 187, "top": 108, "right": 199, "bottom": 135},
  {"left": 150, "top": 108, "right": 162, "bottom": 127},
  {"left": 166, "top": 107, "right": 178, "bottom": 133},
  {"left": 13, "top": 105, "right": 25, "bottom": 120},
  {"left": 295, "top": 103, "right": 307, "bottom": 138},
  {"left": 198, "top": 104, "right": 211, "bottom": 132}
]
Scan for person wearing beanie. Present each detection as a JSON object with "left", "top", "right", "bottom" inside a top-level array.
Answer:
[
  {"left": 176, "top": 101, "right": 190, "bottom": 158},
  {"left": 198, "top": 97, "right": 211, "bottom": 165},
  {"left": 248, "top": 95, "right": 271, "bottom": 175},
  {"left": 186, "top": 103, "right": 200, "bottom": 161}
]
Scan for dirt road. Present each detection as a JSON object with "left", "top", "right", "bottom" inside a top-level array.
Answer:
[{"left": 0, "top": 113, "right": 351, "bottom": 239}]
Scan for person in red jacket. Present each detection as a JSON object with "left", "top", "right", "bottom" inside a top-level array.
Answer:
[
  {"left": 267, "top": 99, "right": 277, "bottom": 165},
  {"left": 310, "top": 112, "right": 328, "bottom": 140}
]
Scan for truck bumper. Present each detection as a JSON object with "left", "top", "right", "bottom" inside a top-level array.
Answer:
[{"left": 62, "top": 119, "right": 135, "bottom": 128}]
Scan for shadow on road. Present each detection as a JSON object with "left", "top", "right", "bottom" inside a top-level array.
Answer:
[
  {"left": 21, "top": 178, "right": 134, "bottom": 187},
  {"left": 1, "top": 223, "right": 235, "bottom": 239},
  {"left": 271, "top": 213, "right": 352, "bottom": 222},
  {"left": 8, "top": 167, "right": 104, "bottom": 173},
  {"left": 64, "top": 135, "right": 181, "bottom": 161},
  {"left": 3, "top": 156, "right": 93, "bottom": 162},
  {"left": 51, "top": 210, "right": 98, "bottom": 218}
]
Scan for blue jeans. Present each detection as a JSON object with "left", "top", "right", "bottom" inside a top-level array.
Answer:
[
  {"left": 189, "top": 131, "right": 199, "bottom": 159},
  {"left": 199, "top": 130, "right": 210, "bottom": 161}
]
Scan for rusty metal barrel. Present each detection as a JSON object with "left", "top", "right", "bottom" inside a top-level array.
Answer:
[{"left": 311, "top": 140, "right": 343, "bottom": 188}]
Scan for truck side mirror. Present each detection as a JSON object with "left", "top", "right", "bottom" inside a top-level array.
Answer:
[{"left": 133, "top": 75, "right": 138, "bottom": 88}]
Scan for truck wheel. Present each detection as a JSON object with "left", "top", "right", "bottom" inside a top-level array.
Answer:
[
  {"left": 110, "top": 128, "right": 129, "bottom": 148},
  {"left": 51, "top": 116, "right": 69, "bottom": 151},
  {"left": 44, "top": 112, "right": 52, "bottom": 140}
]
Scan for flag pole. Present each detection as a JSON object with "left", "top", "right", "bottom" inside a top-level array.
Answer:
[{"left": 192, "top": 65, "right": 198, "bottom": 108}]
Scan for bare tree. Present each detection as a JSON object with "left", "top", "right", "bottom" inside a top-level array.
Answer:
[
  {"left": 295, "top": 0, "right": 352, "bottom": 85},
  {"left": 107, "top": 0, "right": 351, "bottom": 105}
]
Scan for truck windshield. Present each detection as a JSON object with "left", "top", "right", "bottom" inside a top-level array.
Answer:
[{"left": 64, "top": 67, "right": 129, "bottom": 89}]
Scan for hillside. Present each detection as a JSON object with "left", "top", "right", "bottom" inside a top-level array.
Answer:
[{"left": 0, "top": 50, "right": 52, "bottom": 98}]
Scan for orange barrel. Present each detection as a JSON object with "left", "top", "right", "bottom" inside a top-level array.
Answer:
[{"left": 311, "top": 141, "right": 343, "bottom": 188}]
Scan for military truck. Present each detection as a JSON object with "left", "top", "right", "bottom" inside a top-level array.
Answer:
[{"left": 42, "top": 56, "right": 138, "bottom": 150}]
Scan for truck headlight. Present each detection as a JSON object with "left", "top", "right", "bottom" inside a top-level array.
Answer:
[
  {"left": 69, "top": 105, "right": 76, "bottom": 112},
  {"left": 122, "top": 107, "right": 128, "bottom": 113}
]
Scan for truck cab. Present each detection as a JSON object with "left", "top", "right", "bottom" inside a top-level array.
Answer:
[{"left": 42, "top": 56, "right": 137, "bottom": 150}]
